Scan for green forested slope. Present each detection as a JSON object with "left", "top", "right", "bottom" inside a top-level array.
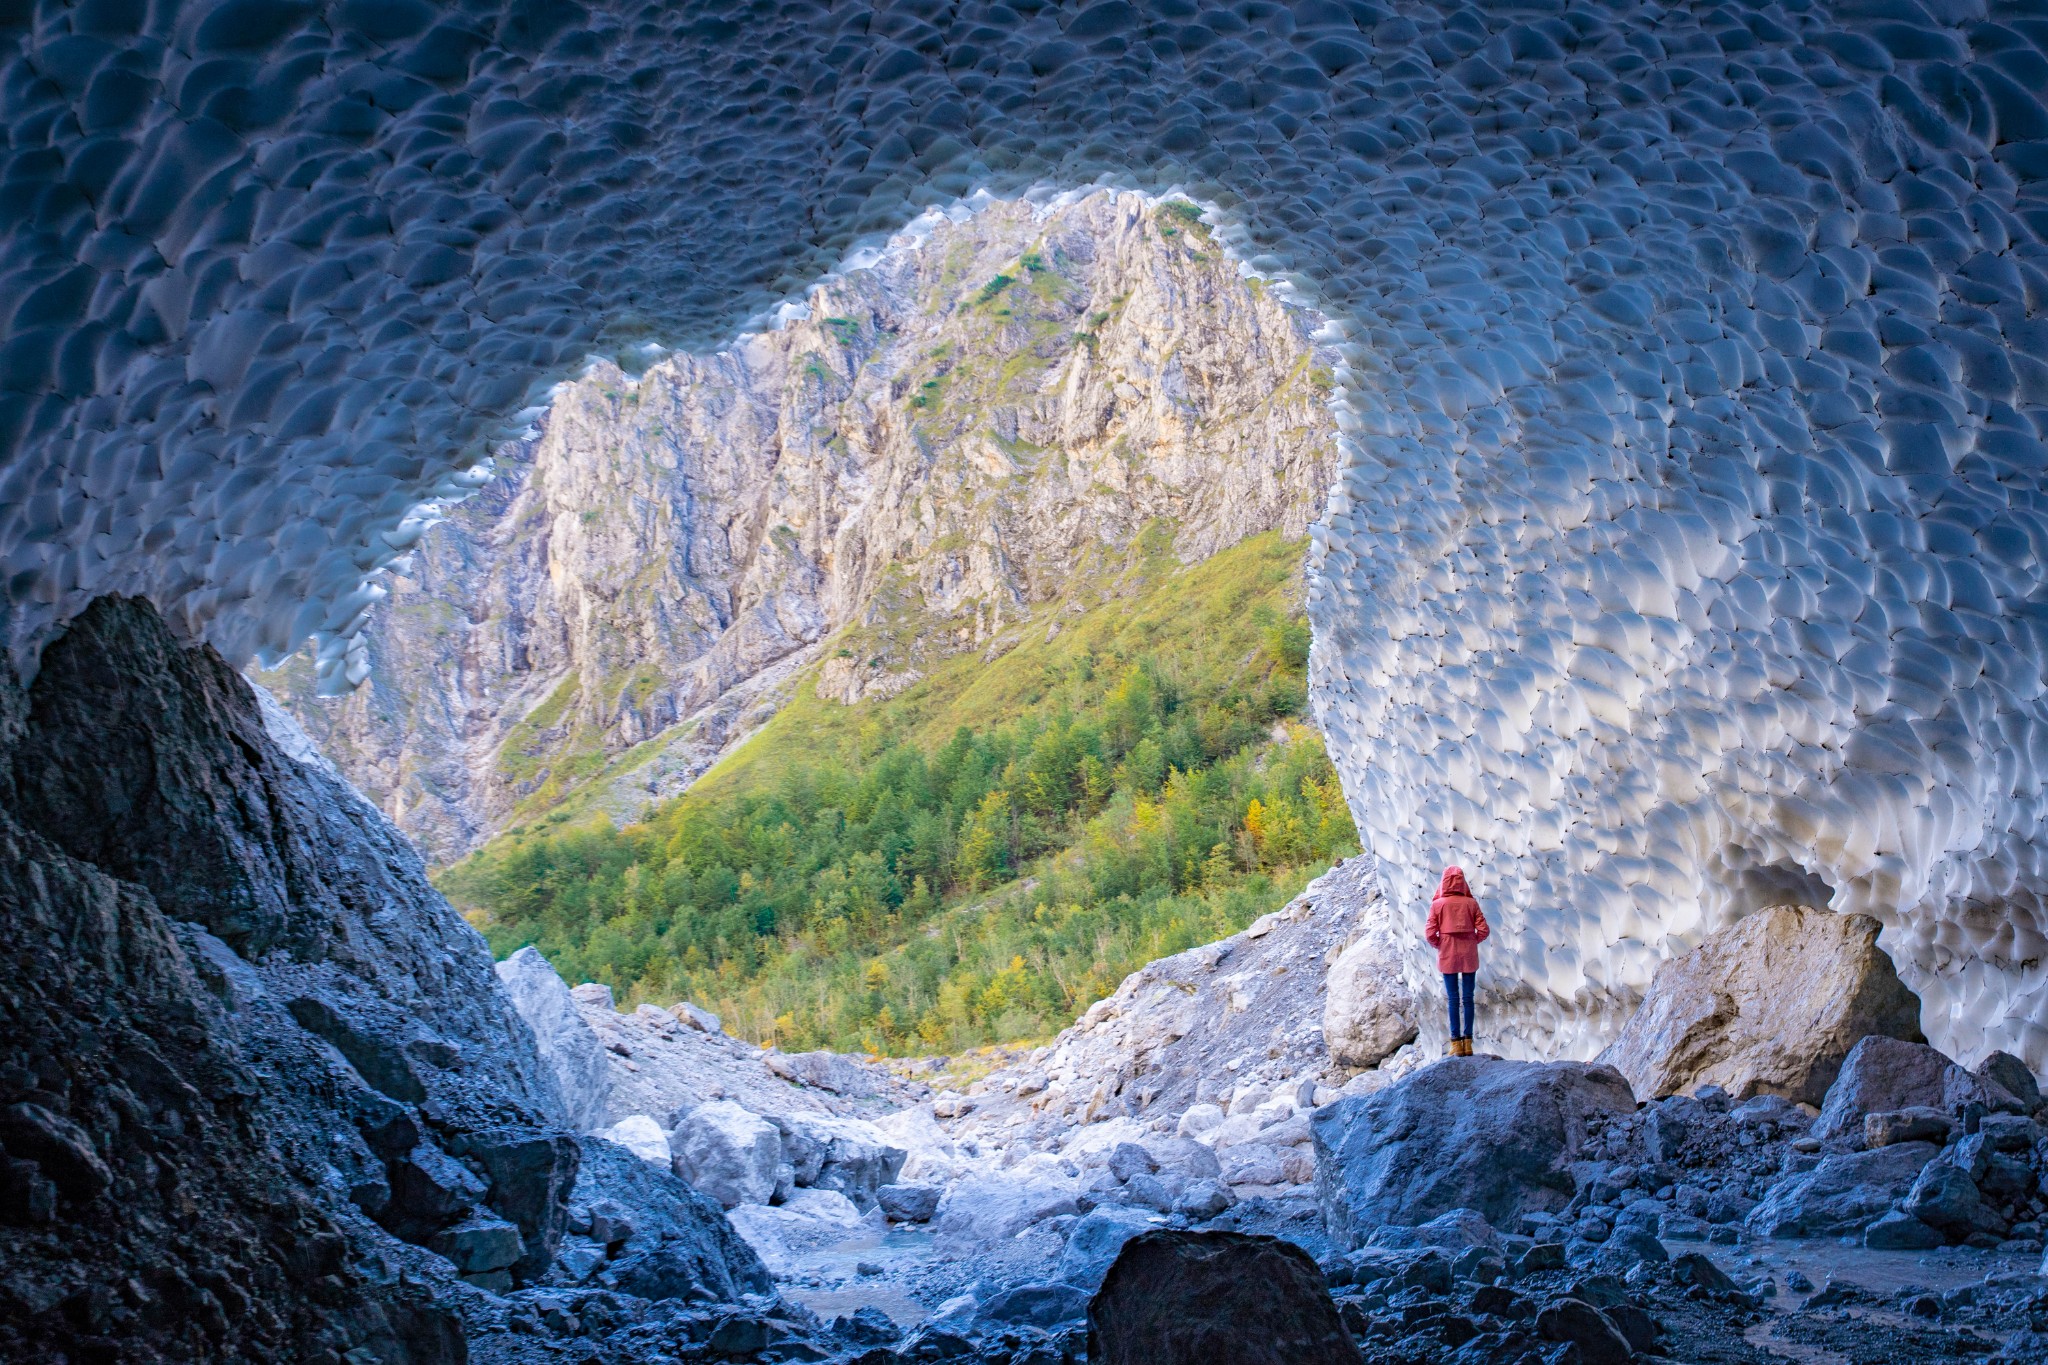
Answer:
[{"left": 439, "top": 531, "right": 1359, "bottom": 1053}]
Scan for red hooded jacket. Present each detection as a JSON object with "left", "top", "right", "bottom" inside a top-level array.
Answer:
[{"left": 1425, "top": 866, "right": 1489, "bottom": 974}]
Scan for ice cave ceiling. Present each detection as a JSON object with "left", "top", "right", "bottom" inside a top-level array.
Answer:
[{"left": 6, "top": 0, "right": 2048, "bottom": 1062}]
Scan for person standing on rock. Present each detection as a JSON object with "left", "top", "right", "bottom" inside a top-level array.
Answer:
[{"left": 1426, "top": 866, "right": 1489, "bottom": 1056}]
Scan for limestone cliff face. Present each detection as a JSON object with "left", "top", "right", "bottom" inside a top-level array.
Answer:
[{"left": 261, "top": 191, "right": 1339, "bottom": 863}]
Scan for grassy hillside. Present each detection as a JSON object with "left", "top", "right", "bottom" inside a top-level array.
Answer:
[{"left": 439, "top": 530, "right": 1359, "bottom": 1054}]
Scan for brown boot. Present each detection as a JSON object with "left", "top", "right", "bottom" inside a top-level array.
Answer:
[
  {"left": 1445, "top": 1038, "right": 1461, "bottom": 1058},
  {"left": 1455, "top": 1037, "right": 1473, "bottom": 1057}
]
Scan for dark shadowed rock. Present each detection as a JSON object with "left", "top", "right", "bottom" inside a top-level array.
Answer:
[
  {"left": 1977, "top": 1052, "right": 2043, "bottom": 1113},
  {"left": 1670, "top": 1250, "right": 1741, "bottom": 1293},
  {"left": 1536, "top": 1298, "right": 1634, "bottom": 1365},
  {"left": 1814, "top": 1037, "right": 2010, "bottom": 1140},
  {"left": 1864, "top": 1211, "right": 1944, "bottom": 1249},
  {"left": 563, "top": 1134, "right": 769, "bottom": 1301},
  {"left": 980, "top": 1282, "right": 1090, "bottom": 1328},
  {"left": 1088, "top": 1230, "right": 1363, "bottom": 1365},
  {"left": 0, "top": 598, "right": 524, "bottom": 1360},
  {"left": 0, "top": 1103, "right": 111, "bottom": 1204},
  {"left": 1746, "top": 1142, "right": 1937, "bottom": 1237},
  {"left": 1311, "top": 1058, "right": 1636, "bottom": 1247},
  {"left": 453, "top": 1129, "right": 580, "bottom": 1282}
]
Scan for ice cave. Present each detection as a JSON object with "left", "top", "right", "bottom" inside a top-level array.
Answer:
[{"left": 6, "top": 0, "right": 2048, "bottom": 1361}]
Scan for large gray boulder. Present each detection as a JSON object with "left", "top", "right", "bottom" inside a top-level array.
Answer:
[
  {"left": 766, "top": 1111, "right": 907, "bottom": 1211},
  {"left": 931, "top": 1173, "right": 1083, "bottom": 1252},
  {"left": 669, "top": 1101, "right": 783, "bottom": 1209},
  {"left": 1745, "top": 1142, "right": 1938, "bottom": 1238},
  {"left": 494, "top": 947, "right": 613, "bottom": 1131},
  {"left": 1322, "top": 920, "right": 1417, "bottom": 1070},
  {"left": 1595, "top": 905, "right": 1922, "bottom": 1106},
  {"left": 1311, "top": 1058, "right": 1636, "bottom": 1248},
  {"left": 1813, "top": 1036, "right": 2019, "bottom": 1141}
]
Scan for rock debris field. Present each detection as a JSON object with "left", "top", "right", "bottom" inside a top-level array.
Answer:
[{"left": 472, "top": 856, "right": 2048, "bottom": 1364}]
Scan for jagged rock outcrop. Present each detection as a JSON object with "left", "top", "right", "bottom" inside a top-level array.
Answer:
[
  {"left": 0, "top": 598, "right": 760, "bottom": 1360},
  {"left": 1595, "top": 905, "right": 1924, "bottom": 1106},
  {"left": 262, "top": 191, "right": 1339, "bottom": 860}
]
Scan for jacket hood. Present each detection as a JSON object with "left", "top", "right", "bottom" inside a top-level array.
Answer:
[{"left": 1437, "top": 866, "right": 1471, "bottom": 898}]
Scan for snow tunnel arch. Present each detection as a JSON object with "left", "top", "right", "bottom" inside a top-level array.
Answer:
[{"left": 5, "top": 0, "right": 2048, "bottom": 1067}]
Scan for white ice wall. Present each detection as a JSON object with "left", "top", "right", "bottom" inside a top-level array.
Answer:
[{"left": 3, "top": 0, "right": 2045, "bottom": 1063}]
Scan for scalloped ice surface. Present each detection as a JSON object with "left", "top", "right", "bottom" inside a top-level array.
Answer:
[{"left": 5, "top": 0, "right": 2048, "bottom": 1065}]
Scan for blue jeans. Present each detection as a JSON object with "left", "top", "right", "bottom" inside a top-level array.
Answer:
[{"left": 1444, "top": 972, "right": 1475, "bottom": 1039}]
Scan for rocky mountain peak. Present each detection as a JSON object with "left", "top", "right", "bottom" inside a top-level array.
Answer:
[{"left": 260, "top": 191, "right": 1338, "bottom": 863}]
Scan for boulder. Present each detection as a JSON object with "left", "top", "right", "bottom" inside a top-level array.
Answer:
[
  {"left": 1311, "top": 1058, "right": 1636, "bottom": 1247},
  {"left": 1670, "top": 1250, "right": 1740, "bottom": 1293},
  {"left": 1864, "top": 1107, "right": 1951, "bottom": 1148},
  {"left": 670, "top": 1100, "right": 782, "bottom": 1209},
  {"left": 600, "top": 1115, "right": 672, "bottom": 1166},
  {"left": 1745, "top": 1142, "right": 1937, "bottom": 1238},
  {"left": 494, "top": 947, "right": 613, "bottom": 1130},
  {"left": 877, "top": 1182, "right": 942, "bottom": 1223},
  {"left": 979, "top": 1282, "right": 1090, "bottom": 1329},
  {"left": 1535, "top": 1298, "right": 1633, "bottom": 1365},
  {"left": 381, "top": 1141, "right": 488, "bottom": 1242},
  {"left": 1057, "top": 1208, "right": 1160, "bottom": 1289},
  {"left": 932, "top": 1174, "right": 1082, "bottom": 1252},
  {"left": 561, "top": 1137, "right": 770, "bottom": 1309},
  {"left": 766, "top": 1111, "right": 906, "bottom": 1210},
  {"left": 1977, "top": 1052, "right": 2042, "bottom": 1112},
  {"left": 1364, "top": 1208, "right": 1500, "bottom": 1254},
  {"left": 1595, "top": 906, "right": 1922, "bottom": 1106},
  {"left": 1176, "top": 1104, "right": 1225, "bottom": 1139},
  {"left": 1347, "top": 1246, "right": 1455, "bottom": 1294},
  {"left": 1903, "top": 1148, "right": 2003, "bottom": 1238},
  {"left": 453, "top": 1128, "right": 582, "bottom": 1283},
  {"left": 675, "top": 1001, "right": 723, "bottom": 1034},
  {"left": 429, "top": 1212, "right": 525, "bottom": 1275},
  {"left": 1142, "top": 1136, "right": 1224, "bottom": 1184},
  {"left": 1087, "top": 1231, "right": 1363, "bottom": 1365},
  {"left": 1864, "top": 1211, "right": 1944, "bottom": 1249},
  {"left": 765, "top": 1050, "right": 880, "bottom": 1096},
  {"left": 1220, "top": 1144, "right": 1288, "bottom": 1187},
  {"left": 1108, "top": 1143, "right": 1158, "bottom": 1183},
  {"left": 1322, "top": 930, "right": 1417, "bottom": 1069},
  {"left": 1814, "top": 1036, "right": 2005, "bottom": 1140},
  {"left": 1175, "top": 1179, "right": 1234, "bottom": 1220}
]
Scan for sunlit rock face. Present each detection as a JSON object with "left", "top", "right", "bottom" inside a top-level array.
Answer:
[
  {"left": 256, "top": 191, "right": 1337, "bottom": 861},
  {"left": 3, "top": 1, "right": 2046, "bottom": 1063}
]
